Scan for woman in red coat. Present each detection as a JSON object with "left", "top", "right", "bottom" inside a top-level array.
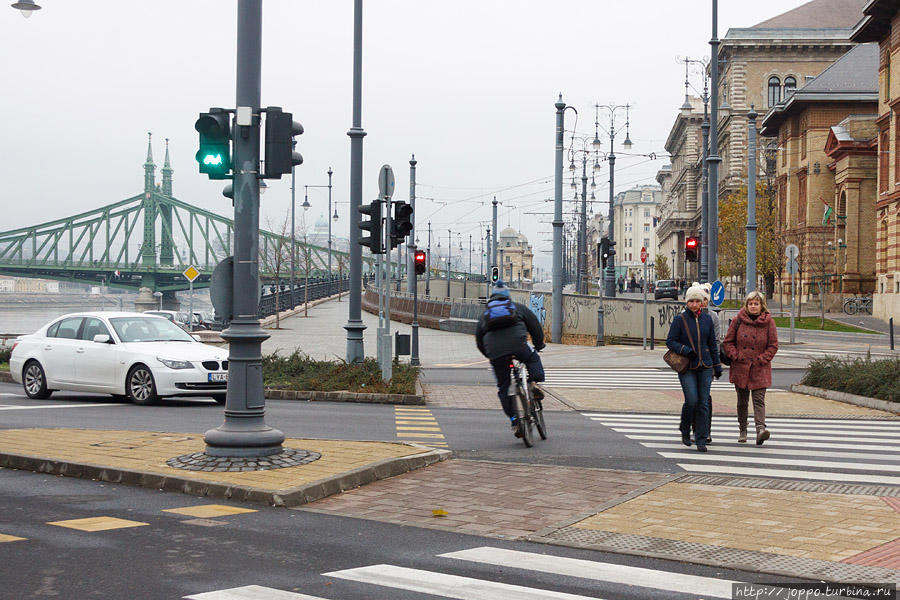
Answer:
[{"left": 722, "top": 291, "right": 778, "bottom": 445}]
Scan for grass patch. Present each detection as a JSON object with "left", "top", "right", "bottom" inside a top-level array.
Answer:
[
  {"left": 802, "top": 356, "right": 899, "bottom": 403},
  {"left": 0, "top": 363, "right": 7, "bottom": 372},
  {"left": 771, "top": 316, "right": 873, "bottom": 333},
  {"left": 262, "top": 350, "right": 418, "bottom": 395}
]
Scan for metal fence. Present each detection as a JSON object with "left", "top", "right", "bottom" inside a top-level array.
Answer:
[{"left": 257, "top": 277, "right": 350, "bottom": 319}]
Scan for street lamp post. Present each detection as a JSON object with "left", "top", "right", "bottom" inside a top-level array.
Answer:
[
  {"left": 552, "top": 95, "right": 566, "bottom": 344},
  {"left": 671, "top": 248, "right": 677, "bottom": 281},
  {"left": 205, "top": 0, "right": 285, "bottom": 457},
  {"left": 595, "top": 102, "right": 633, "bottom": 298},
  {"left": 426, "top": 221, "right": 432, "bottom": 297},
  {"left": 746, "top": 107, "right": 758, "bottom": 293},
  {"left": 407, "top": 155, "right": 417, "bottom": 294},
  {"left": 707, "top": 0, "right": 722, "bottom": 282},
  {"left": 446, "top": 229, "right": 452, "bottom": 297},
  {"left": 327, "top": 167, "right": 333, "bottom": 281},
  {"left": 345, "top": 0, "right": 367, "bottom": 364}
]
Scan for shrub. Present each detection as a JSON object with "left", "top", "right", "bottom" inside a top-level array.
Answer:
[
  {"left": 262, "top": 350, "right": 418, "bottom": 396},
  {"left": 801, "top": 356, "right": 900, "bottom": 403},
  {"left": 0, "top": 347, "right": 10, "bottom": 364}
]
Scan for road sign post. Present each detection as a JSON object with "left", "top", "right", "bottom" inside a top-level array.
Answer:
[
  {"left": 641, "top": 247, "right": 648, "bottom": 350},
  {"left": 378, "top": 165, "right": 395, "bottom": 383},
  {"left": 786, "top": 244, "right": 800, "bottom": 344},
  {"left": 183, "top": 265, "right": 200, "bottom": 332}
]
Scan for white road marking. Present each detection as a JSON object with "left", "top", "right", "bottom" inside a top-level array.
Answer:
[
  {"left": 609, "top": 428, "right": 900, "bottom": 444},
  {"left": 623, "top": 434, "right": 900, "bottom": 453},
  {"left": 600, "top": 423, "right": 900, "bottom": 436},
  {"left": 593, "top": 418, "right": 900, "bottom": 431},
  {"left": 0, "top": 403, "right": 122, "bottom": 411},
  {"left": 641, "top": 442, "right": 895, "bottom": 461},
  {"left": 439, "top": 547, "right": 734, "bottom": 599},
  {"left": 324, "top": 564, "right": 605, "bottom": 600},
  {"left": 659, "top": 452, "right": 900, "bottom": 473},
  {"left": 677, "top": 463, "right": 900, "bottom": 486},
  {"left": 185, "top": 586, "right": 325, "bottom": 600}
]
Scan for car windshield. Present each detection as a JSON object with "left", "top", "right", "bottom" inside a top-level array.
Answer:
[
  {"left": 658, "top": 280, "right": 675, "bottom": 287},
  {"left": 110, "top": 317, "right": 195, "bottom": 343}
]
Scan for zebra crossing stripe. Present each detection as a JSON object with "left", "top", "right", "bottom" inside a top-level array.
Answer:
[
  {"left": 438, "top": 547, "right": 734, "bottom": 599},
  {"left": 658, "top": 451, "right": 900, "bottom": 474},
  {"left": 677, "top": 463, "right": 900, "bottom": 486},
  {"left": 641, "top": 442, "right": 894, "bottom": 461},
  {"left": 622, "top": 434, "right": 900, "bottom": 453},
  {"left": 184, "top": 584, "right": 325, "bottom": 599},
  {"left": 324, "top": 564, "right": 604, "bottom": 600},
  {"left": 599, "top": 423, "right": 900, "bottom": 437},
  {"left": 613, "top": 429, "right": 900, "bottom": 444},
  {"left": 590, "top": 416, "right": 900, "bottom": 431}
]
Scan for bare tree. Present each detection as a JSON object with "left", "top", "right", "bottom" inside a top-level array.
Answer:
[
  {"left": 260, "top": 212, "right": 292, "bottom": 329},
  {"left": 294, "top": 215, "right": 315, "bottom": 318}
]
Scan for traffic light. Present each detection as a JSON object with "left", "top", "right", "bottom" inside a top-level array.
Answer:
[
  {"left": 600, "top": 238, "right": 609, "bottom": 269},
  {"left": 264, "top": 107, "right": 303, "bottom": 179},
  {"left": 685, "top": 237, "right": 699, "bottom": 262},
  {"left": 390, "top": 201, "right": 413, "bottom": 249},
  {"left": 358, "top": 200, "right": 383, "bottom": 254},
  {"left": 194, "top": 109, "right": 232, "bottom": 180},
  {"left": 491, "top": 266, "right": 499, "bottom": 283},
  {"left": 414, "top": 250, "right": 426, "bottom": 275}
]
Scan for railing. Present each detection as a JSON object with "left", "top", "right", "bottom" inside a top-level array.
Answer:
[{"left": 257, "top": 277, "right": 350, "bottom": 319}]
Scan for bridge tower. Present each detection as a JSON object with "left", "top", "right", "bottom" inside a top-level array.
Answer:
[
  {"left": 159, "top": 138, "right": 175, "bottom": 268},
  {"left": 141, "top": 132, "right": 157, "bottom": 272}
]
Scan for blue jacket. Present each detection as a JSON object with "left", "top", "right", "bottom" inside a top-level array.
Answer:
[{"left": 666, "top": 308, "right": 720, "bottom": 370}]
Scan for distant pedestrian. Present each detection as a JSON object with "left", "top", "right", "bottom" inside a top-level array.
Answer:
[
  {"left": 722, "top": 291, "right": 778, "bottom": 445},
  {"left": 698, "top": 283, "right": 720, "bottom": 445},
  {"left": 666, "top": 284, "right": 721, "bottom": 452},
  {"left": 630, "top": 275, "right": 636, "bottom": 292}
]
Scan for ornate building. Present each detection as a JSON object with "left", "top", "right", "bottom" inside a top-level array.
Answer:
[
  {"left": 496, "top": 227, "right": 534, "bottom": 284},
  {"left": 760, "top": 43, "right": 879, "bottom": 298},
  {"left": 852, "top": 1, "right": 900, "bottom": 321},
  {"left": 613, "top": 185, "right": 662, "bottom": 281}
]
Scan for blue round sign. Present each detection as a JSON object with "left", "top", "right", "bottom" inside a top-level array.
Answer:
[{"left": 710, "top": 280, "right": 725, "bottom": 307}]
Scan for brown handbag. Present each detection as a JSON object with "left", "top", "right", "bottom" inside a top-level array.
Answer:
[{"left": 663, "top": 314, "right": 696, "bottom": 373}]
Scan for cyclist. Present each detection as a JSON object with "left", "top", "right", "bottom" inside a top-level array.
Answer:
[{"left": 475, "top": 280, "right": 546, "bottom": 436}]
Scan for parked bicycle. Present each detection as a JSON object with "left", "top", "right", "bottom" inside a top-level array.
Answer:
[
  {"left": 842, "top": 296, "right": 873, "bottom": 315},
  {"left": 508, "top": 357, "right": 547, "bottom": 447}
]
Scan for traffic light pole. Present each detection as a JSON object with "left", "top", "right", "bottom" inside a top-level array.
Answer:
[
  {"left": 381, "top": 197, "right": 392, "bottom": 382},
  {"left": 205, "top": 0, "right": 285, "bottom": 457}
]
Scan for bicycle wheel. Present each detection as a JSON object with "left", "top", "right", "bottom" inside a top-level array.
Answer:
[
  {"left": 532, "top": 397, "right": 547, "bottom": 440},
  {"left": 842, "top": 299, "right": 854, "bottom": 315},
  {"left": 517, "top": 387, "right": 534, "bottom": 448}
]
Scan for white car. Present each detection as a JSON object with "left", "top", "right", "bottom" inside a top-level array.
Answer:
[{"left": 10, "top": 312, "right": 229, "bottom": 405}]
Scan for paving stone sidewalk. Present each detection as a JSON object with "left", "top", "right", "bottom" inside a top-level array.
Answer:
[
  {"left": 546, "top": 388, "right": 900, "bottom": 418},
  {"left": 424, "top": 384, "right": 572, "bottom": 411}
]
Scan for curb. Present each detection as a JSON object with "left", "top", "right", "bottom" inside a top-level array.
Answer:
[
  {"left": 790, "top": 384, "right": 899, "bottom": 414},
  {"left": 0, "top": 443, "right": 451, "bottom": 508},
  {"left": 265, "top": 388, "right": 424, "bottom": 405}
]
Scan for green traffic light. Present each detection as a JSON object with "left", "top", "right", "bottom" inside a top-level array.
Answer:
[{"left": 202, "top": 153, "right": 224, "bottom": 166}]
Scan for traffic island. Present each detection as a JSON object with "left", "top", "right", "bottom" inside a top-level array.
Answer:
[{"left": 0, "top": 428, "right": 449, "bottom": 507}]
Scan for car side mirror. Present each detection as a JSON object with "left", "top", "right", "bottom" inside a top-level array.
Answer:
[{"left": 93, "top": 334, "right": 111, "bottom": 344}]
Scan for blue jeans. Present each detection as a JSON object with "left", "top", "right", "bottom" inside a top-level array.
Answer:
[
  {"left": 489, "top": 345, "right": 545, "bottom": 419},
  {"left": 678, "top": 368, "right": 713, "bottom": 445}
]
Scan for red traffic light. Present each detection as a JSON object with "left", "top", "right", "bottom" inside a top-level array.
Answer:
[
  {"left": 686, "top": 237, "right": 698, "bottom": 249},
  {"left": 685, "top": 237, "right": 699, "bottom": 262},
  {"left": 414, "top": 250, "right": 426, "bottom": 275}
]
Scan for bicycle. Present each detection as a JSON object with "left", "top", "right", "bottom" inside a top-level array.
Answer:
[
  {"left": 843, "top": 296, "right": 873, "bottom": 315},
  {"left": 508, "top": 357, "right": 547, "bottom": 447}
]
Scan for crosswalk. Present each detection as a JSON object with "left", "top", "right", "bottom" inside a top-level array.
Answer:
[
  {"left": 184, "top": 545, "right": 739, "bottom": 599},
  {"left": 543, "top": 368, "right": 735, "bottom": 390},
  {"left": 586, "top": 412, "right": 900, "bottom": 486}
]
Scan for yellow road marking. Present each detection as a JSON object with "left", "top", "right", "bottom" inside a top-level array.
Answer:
[
  {"left": 0, "top": 533, "right": 26, "bottom": 542},
  {"left": 162, "top": 504, "right": 257, "bottom": 518},
  {"left": 395, "top": 420, "right": 438, "bottom": 425},
  {"left": 396, "top": 426, "right": 442, "bottom": 432},
  {"left": 397, "top": 432, "right": 445, "bottom": 439},
  {"left": 48, "top": 517, "right": 148, "bottom": 532},
  {"left": 395, "top": 409, "right": 432, "bottom": 413}
]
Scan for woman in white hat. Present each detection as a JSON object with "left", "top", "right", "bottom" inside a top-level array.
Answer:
[{"left": 666, "top": 284, "right": 722, "bottom": 452}]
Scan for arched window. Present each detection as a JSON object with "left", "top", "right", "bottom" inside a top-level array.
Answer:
[
  {"left": 838, "top": 191, "right": 847, "bottom": 218},
  {"left": 784, "top": 76, "right": 797, "bottom": 98},
  {"left": 768, "top": 76, "right": 782, "bottom": 107}
]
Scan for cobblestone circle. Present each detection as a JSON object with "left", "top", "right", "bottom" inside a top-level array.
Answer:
[{"left": 166, "top": 448, "right": 321, "bottom": 472}]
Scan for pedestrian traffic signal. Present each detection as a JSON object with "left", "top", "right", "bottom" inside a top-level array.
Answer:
[
  {"left": 194, "top": 109, "right": 232, "bottom": 180},
  {"left": 358, "top": 200, "right": 384, "bottom": 254},
  {"left": 390, "top": 201, "right": 413, "bottom": 249},
  {"left": 414, "top": 250, "right": 426, "bottom": 275},
  {"left": 685, "top": 237, "right": 699, "bottom": 262},
  {"left": 491, "top": 266, "right": 499, "bottom": 283},
  {"left": 264, "top": 107, "right": 303, "bottom": 179},
  {"left": 600, "top": 237, "right": 615, "bottom": 269}
]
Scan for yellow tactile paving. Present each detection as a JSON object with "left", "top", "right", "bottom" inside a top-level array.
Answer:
[
  {"left": 549, "top": 389, "right": 898, "bottom": 417},
  {"left": 48, "top": 516, "right": 149, "bottom": 532},
  {"left": 572, "top": 482, "right": 900, "bottom": 563},
  {"left": 0, "top": 429, "right": 431, "bottom": 493},
  {"left": 162, "top": 504, "right": 257, "bottom": 518},
  {"left": 0, "top": 533, "right": 26, "bottom": 542}
]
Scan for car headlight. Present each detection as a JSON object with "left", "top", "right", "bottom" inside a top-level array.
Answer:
[{"left": 157, "top": 357, "right": 194, "bottom": 370}]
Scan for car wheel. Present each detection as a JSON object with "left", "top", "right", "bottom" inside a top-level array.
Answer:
[
  {"left": 23, "top": 361, "right": 52, "bottom": 400},
  {"left": 126, "top": 365, "right": 158, "bottom": 406},
  {"left": 212, "top": 394, "right": 226, "bottom": 405}
]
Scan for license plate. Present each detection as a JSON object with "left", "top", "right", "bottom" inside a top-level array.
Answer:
[{"left": 208, "top": 373, "right": 227, "bottom": 382}]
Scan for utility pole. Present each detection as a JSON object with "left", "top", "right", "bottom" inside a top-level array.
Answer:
[
  {"left": 204, "top": 0, "right": 284, "bottom": 457},
  {"left": 446, "top": 229, "right": 452, "bottom": 297},
  {"left": 344, "top": 0, "right": 367, "bottom": 363},
  {"left": 426, "top": 221, "right": 432, "bottom": 296},
  {"left": 327, "top": 166, "right": 333, "bottom": 280},
  {"left": 492, "top": 197, "right": 499, "bottom": 274},
  {"left": 290, "top": 141, "right": 296, "bottom": 309},
  {"left": 552, "top": 95, "right": 565, "bottom": 343},
  {"left": 700, "top": 75, "right": 711, "bottom": 283},
  {"left": 746, "top": 106, "right": 758, "bottom": 293},
  {"left": 485, "top": 226, "right": 491, "bottom": 299},
  {"left": 707, "top": 0, "right": 722, "bottom": 282},
  {"left": 407, "top": 154, "right": 417, "bottom": 294},
  {"left": 579, "top": 157, "right": 588, "bottom": 295}
]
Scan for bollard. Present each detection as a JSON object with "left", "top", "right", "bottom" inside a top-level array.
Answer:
[
  {"left": 650, "top": 317, "right": 655, "bottom": 350},
  {"left": 891, "top": 318, "right": 895, "bottom": 351},
  {"left": 596, "top": 304, "right": 605, "bottom": 346}
]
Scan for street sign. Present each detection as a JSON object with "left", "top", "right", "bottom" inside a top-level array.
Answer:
[
  {"left": 785, "top": 243, "right": 800, "bottom": 259},
  {"left": 209, "top": 256, "right": 234, "bottom": 322},
  {"left": 378, "top": 164, "right": 395, "bottom": 199},
  {"left": 182, "top": 265, "right": 200, "bottom": 283},
  {"left": 710, "top": 280, "right": 725, "bottom": 307},
  {"left": 786, "top": 259, "right": 800, "bottom": 275},
  {"left": 640, "top": 247, "right": 648, "bottom": 264}
]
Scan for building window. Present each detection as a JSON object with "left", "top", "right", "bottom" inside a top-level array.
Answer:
[
  {"left": 895, "top": 113, "right": 900, "bottom": 183},
  {"left": 643, "top": 238, "right": 650, "bottom": 248},
  {"left": 798, "top": 174, "right": 807, "bottom": 225},
  {"left": 643, "top": 224, "right": 650, "bottom": 232},
  {"left": 644, "top": 209, "right": 650, "bottom": 218},
  {"left": 880, "top": 129, "right": 890, "bottom": 193},
  {"left": 768, "top": 76, "right": 781, "bottom": 107},
  {"left": 784, "top": 76, "right": 797, "bottom": 98}
]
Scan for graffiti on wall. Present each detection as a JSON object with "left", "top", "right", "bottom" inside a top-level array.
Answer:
[
  {"left": 529, "top": 294, "right": 546, "bottom": 325},
  {"left": 657, "top": 303, "right": 681, "bottom": 328}
]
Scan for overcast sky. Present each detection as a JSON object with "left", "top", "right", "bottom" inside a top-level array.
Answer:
[{"left": 2, "top": 0, "right": 818, "bottom": 270}]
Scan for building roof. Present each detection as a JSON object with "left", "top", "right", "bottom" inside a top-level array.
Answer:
[
  {"left": 759, "top": 43, "right": 879, "bottom": 135},
  {"left": 851, "top": 0, "right": 900, "bottom": 43},
  {"left": 753, "top": 0, "right": 866, "bottom": 29}
]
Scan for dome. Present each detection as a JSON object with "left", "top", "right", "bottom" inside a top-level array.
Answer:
[
  {"left": 314, "top": 213, "right": 328, "bottom": 234},
  {"left": 499, "top": 227, "right": 518, "bottom": 238}
]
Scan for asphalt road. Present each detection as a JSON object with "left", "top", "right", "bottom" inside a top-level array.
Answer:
[{"left": 0, "top": 467, "right": 802, "bottom": 600}]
